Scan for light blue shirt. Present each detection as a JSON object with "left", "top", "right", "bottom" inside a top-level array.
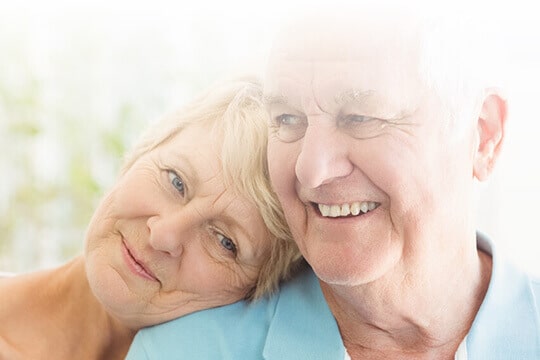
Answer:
[{"left": 127, "top": 233, "right": 540, "bottom": 359}]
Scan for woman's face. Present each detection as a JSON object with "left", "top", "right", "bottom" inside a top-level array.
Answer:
[{"left": 84, "top": 123, "right": 270, "bottom": 328}]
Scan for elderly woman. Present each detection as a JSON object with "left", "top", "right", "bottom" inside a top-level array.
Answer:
[{"left": 0, "top": 78, "right": 300, "bottom": 359}]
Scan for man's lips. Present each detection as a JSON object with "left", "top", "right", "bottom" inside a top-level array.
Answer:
[{"left": 121, "top": 240, "right": 159, "bottom": 282}]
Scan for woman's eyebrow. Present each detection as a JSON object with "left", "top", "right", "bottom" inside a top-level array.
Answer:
[{"left": 168, "top": 152, "right": 198, "bottom": 180}]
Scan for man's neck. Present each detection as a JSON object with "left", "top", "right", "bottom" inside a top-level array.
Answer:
[{"left": 320, "top": 248, "right": 492, "bottom": 359}]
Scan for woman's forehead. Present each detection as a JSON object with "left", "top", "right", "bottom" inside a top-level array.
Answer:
[{"left": 153, "top": 125, "right": 269, "bottom": 262}]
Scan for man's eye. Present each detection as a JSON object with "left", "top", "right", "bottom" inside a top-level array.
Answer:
[
  {"left": 167, "top": 170, "right": 185, "bottom": 195},
  {"left": 271, "top": 113, "right": 307, "bottom": 143},
  {"left": 338, "top": 114, "right": 387, "bottom": 139},
  {"left": 341, "top": 114, "right": 371, "bottom": 123},
  {"left": 275, "top": 114, "right": 301, "bottom": 126},
  {"left": 217, "top": 233, "right": 237, "bottom": 254}
]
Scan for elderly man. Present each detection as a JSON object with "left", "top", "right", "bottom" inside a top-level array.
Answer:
[{"left": 127, "top": 4, "right": 540, "bottom": 359}]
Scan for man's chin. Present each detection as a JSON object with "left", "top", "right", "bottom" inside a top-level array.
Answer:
[{"left": 309, "top": 253, "right": 394, "bottom": 288}]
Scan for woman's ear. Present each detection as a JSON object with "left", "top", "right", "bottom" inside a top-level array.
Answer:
[{"left": 473, "top": 89, "right": 507, "bottom": 181}]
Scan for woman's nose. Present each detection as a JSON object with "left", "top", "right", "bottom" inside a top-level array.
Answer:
[
  {"left": 295, "top": 123, "right": 353, "bottom": 189},
  {"left": 146, "top": 212, "right": 198, "bottom": 257}
]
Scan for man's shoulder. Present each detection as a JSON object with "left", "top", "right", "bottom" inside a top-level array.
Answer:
[
  {"left": 127, "top": 295, "right": 278, "bottom": 359},
  {"left": 468, "top": 255, "right": 540, "bottom": 358},
  {"left": 530, "top": 276, "right": 540, "bottom": 311},
  {"left": 126, "top": 264, "right": 322, "bottom": 359}
]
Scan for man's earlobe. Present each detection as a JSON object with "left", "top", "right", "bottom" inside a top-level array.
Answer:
[{"left": 473, "top": 90, "right": 507, "bottom": 181}]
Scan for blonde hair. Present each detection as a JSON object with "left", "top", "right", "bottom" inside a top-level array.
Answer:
[{"left": 121, "top": 77, "right": 302, "bottom": 299}]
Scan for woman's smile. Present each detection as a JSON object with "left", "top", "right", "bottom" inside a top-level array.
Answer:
[{"left": 121, "top": 239, "right": 159, "bottom": 282}]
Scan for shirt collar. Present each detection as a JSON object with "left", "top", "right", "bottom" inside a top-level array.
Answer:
[
  {"left": 467, "top": 231, "right": 540, "bottom": 357},
  {"left": 262, "top": 263, "right": 345, "bottom": 359}
]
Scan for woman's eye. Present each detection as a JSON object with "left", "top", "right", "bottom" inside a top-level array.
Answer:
[
  {"left": 217, "top": 233, "right": 237, "bottom": 254},
  {"left": 167, "top": 170, "right": 185, "bottom": 195}
]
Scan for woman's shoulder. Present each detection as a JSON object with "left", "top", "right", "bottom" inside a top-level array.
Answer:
[{"left": 0, "top": 334, "right": 25, "bottom": 360}]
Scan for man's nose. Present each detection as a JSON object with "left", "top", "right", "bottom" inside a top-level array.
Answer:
[
  {"left": 147, "top": 210, "right": 198, "bottom": 257},
  {"left": 295, "top": 123, "right": 353, "bottom": 189}
]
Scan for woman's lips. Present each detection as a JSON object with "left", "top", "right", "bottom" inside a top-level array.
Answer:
[{"left": 121, "top": 240, "right": 158, "bottom": 282}]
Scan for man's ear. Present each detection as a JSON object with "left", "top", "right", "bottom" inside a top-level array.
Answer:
[{"left": 473, "top": 89, "right": 507, "bottom": 181}]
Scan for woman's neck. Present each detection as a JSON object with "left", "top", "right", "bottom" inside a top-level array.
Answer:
[
  {"left": 0, "top": 256, "right": 136, "bottom": 359},
  {"left": 320, "top": 248, "right": 492, "bottom": 360}
]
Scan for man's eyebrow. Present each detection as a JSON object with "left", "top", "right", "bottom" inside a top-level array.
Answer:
[
  {"left": 335, "top": 89, "right": 375, "bottom": 106},
  {"left": 263, "top": 94, "right": 288, "bottom": 106}
]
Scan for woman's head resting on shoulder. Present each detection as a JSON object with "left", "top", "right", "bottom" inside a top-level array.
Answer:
[{"left": 84, "top": 77, "right": 301, "bottom": 329}]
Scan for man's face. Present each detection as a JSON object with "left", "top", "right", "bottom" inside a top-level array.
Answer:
[{"left": 265, "top": 16, "right": 477, "bottom": 286}]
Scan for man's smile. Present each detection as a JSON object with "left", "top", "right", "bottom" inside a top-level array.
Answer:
[{"left": 315, "top": 201, "right": 380, "bottom": 218}]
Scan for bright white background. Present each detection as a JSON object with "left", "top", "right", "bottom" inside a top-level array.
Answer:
[{"left": 0, "top": 1, "right": 539, "bottom": 276}]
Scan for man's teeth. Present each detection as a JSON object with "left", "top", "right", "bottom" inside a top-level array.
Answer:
[{"left": 318, "top": 201, "right": 379, "bottom": 218}]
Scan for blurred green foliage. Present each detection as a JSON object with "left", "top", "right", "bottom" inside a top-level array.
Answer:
[
  {"left": 0, "top": 3, "right": 273, "bottom": 273},
  {"left": 0, "top": 22, "right": 148, "bottom": 271}
]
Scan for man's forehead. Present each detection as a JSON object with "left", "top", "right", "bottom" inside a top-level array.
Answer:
[
  {"left": 263, "top": 3, "right": 446, "bottom": 110},
  {"left": 264, "top": 33, "right": 424, "bottom": 111},
  {"left": 269, "top": 5, "right": 423, "bottom": 63},
  {"left": 264, "top": 60, "right": 424, "bottom": 119}
]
